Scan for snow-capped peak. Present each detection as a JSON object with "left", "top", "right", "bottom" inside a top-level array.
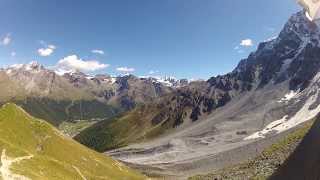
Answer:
[
  {"left": 140, "top": 75, "right": 189, "bottom": 87},
  {"left": 25, "top": 61, "right": 43, "bottom": 71},
  {"left": 6, "top": 61, "right": 44, "bottom": 74}
]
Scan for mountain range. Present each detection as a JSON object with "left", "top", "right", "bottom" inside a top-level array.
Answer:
[
  {"left": 74, "top": 11, "right": 320, "bottom": 178},
  {"left": 0, "top": 61, "right": 191, "bottom": 126},
  {"left": 1, "top": 10, "right": 320, "bottom": 179}
]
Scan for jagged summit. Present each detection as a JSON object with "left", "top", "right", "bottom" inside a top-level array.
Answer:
[
  {"left": 232, "top": 11, "right": 320, "bottom": 91},
  {"left": 75, "top": 11, "right": 320, "bottom": 177},
  {"left": 0, "top": 61, "right": 175, "bottom": 125},
  {"left": 3, "top": 61, "right": 189, "bottom": 89},
  {"left": 6, "top": 61, "right": 45, "bottom": 74}
]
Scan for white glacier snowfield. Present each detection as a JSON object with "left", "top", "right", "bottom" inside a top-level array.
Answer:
[{"left": 245, "top": 72, "right": 320, "bottom": 140}]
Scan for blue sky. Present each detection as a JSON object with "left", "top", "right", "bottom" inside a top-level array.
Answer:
[{"left": 0, "top": 0, "right": 300, "bottom": 79}]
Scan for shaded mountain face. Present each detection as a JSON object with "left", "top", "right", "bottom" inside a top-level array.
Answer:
[
  {"left": 174, "top": 10, "right": 320, "bottom": 127},
  {"left": 62, "top": 73, "right": 174, "bottom": 110},
  {"left": 73, "top": 12, "right": 320, "bottom": 177},
  {"left": 151, "top": 10, "right": 320, "bottom": 129},
  {"left": 0, "top": 62, "right": 182, "bottom": 126},
  {"left": 270, "top": 114, "right": 320, "bottom": 180},
  {"left": 0, "top": 103, "right": 145, "bottom": 180},
  {"left": 235, "top": 11, "right": 320, "bottom": 91},
  {"left": 75, "top": 11, "right": 320, "bottom": 153}
]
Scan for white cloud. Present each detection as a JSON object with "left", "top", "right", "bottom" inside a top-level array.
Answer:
[
  {"left": 11, "top": 52, "right": 16, "bottom": 57},
  {"left": 91, "top": 49, "right": 105, "bottom": 55},
  {"left": 116, "top": 67, "right": 135, "bottom": 73},
  {"left": 56, "top": 55, "right": 109, "bottom": 72},
  {"left": 240, "top": 39, "right": 253, "bottom": 47},
  {"left": 149, "top": 70, "right": 159, "bottom": 75},
  {"left": 2, "top": 34, "right": 11, "bottom": 46},
  {"left": 38, "top": 44, "right": 56, "bottom": 57},
  {"left": 48, "top": 45, "right": 56, "bottom": 49},
  {"left": 237, "top": 49, "right": 245, "bottom": 54},
  {"left": 38, "top": 48, "right": 54, "bottom": 56}
]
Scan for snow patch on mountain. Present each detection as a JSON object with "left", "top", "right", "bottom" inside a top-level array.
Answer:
[
  {"left": 139, "top": 75, "right": 191, "bottom": 88},
  {"left": 246, "top": 83, "right": 320, "bottom": 140},
  {"left": 278, "top": 91, "right": 299, "bottom": 103},
  {"left": 5, "top": 61, "right": 44, "bottom": 74}
]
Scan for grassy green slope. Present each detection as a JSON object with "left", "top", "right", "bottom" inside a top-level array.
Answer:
[
  {"left": 59, "top": 120, "right": 98, "bottom": 137},
  {"left": 74, "top": 106, "right": 169, "bottom": 152},
  {"left": 75, "top": 108, "right": 151, "bottom": 152},
  {"left": 189, "top": 121, "right": 314, "bottom": 180},
  {"left": 0, "top": 71, "right": 120, "bottom": 127},
  {"left": 13, "top": 98, "right": 119, "bottom": 127},
  {"left": 0, "top": 103, "right": 145, "bottom": 180}
]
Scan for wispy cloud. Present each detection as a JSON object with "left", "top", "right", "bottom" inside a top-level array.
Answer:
[
  {"left": 240, "top": 39, "right": 253, "bottom": 47},
  {"left": 234, "top": 46, "right": 244, "bottom": 53},
  {"left": 234, "top": 38, "right": 254, "bottom": 54},
  {"left": 11, "top": 52, "right": 16, "bottom": 57},
  {"left": 38, "top": 42, "right": 56, "bottom": 56},
  {"left": 237, "top": 49, "right": 244, "bottom": 54},
  {"left": 116, "top": 67, "right": 135, "bottom": 73},
  {"left": 91, "top": 49, "right": 105, "bottom": 55},
  {"left": 149, "top": 70, "right": 159, "bottom": 75},
  {"left": 1, "top": 34, "right": 11, "bottom": 46},
  {"left": 38, "top": 47, "right": 55, "bottom": 56},
  {"left": 56, "top": 55, "right": 109, "bottom": 72}
]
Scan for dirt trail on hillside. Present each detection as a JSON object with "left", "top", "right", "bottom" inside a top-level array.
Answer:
[{"left": 0, "top": 149, "right": 33, "bottom": 180}]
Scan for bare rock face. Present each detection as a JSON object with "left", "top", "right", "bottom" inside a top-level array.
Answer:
[
  {"left": 75, "top": 11, "right": 320, "bottom": 178},
  {"left": 57, "top": 70, "right": 176, "bottom": 112},
  {"left": 0, "top": 61, "right": 178, "bottom": 124},
  {"left": 3, "top": 61, "right": 79, "bottom": 99},
  {"left": 147, "top": 11, "right": 320, "bottom": 128}
]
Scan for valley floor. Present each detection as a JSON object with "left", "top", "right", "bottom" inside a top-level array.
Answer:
[
  {"left": 189, "top": 120, "right": 313, "bottom": 180},
  {"left": 107, "top": 121, "right": 312, "bottom": 179}
]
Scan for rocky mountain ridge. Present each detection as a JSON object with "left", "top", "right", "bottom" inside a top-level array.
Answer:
[
  {"left": 1, "top": 10, "right": 320, "bottom": 178},
  {"left": 0, "top": 61, "right": 192, "bottom": 125},
  {"left": 75, "top": 11, "right": 320, "bottom": 178}
]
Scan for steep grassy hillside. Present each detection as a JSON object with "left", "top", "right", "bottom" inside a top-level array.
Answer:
[
  {"left": 74, "top": 106, "right": 166, "bottom": 151},
  {"left": 0, "top": 103, "right": 145, "bottom": 180},
  {"left": 59, "top": 120, "right": 99, "bottom": 137},
  {"left": 74, "top": 80, "right": 243, "bottom": 152},
  {"left": 189, "top": 121, "right": 314, "bottom": 180},
  {"left": 14, "top": 98, "right": 119, "bottom": 126}
]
